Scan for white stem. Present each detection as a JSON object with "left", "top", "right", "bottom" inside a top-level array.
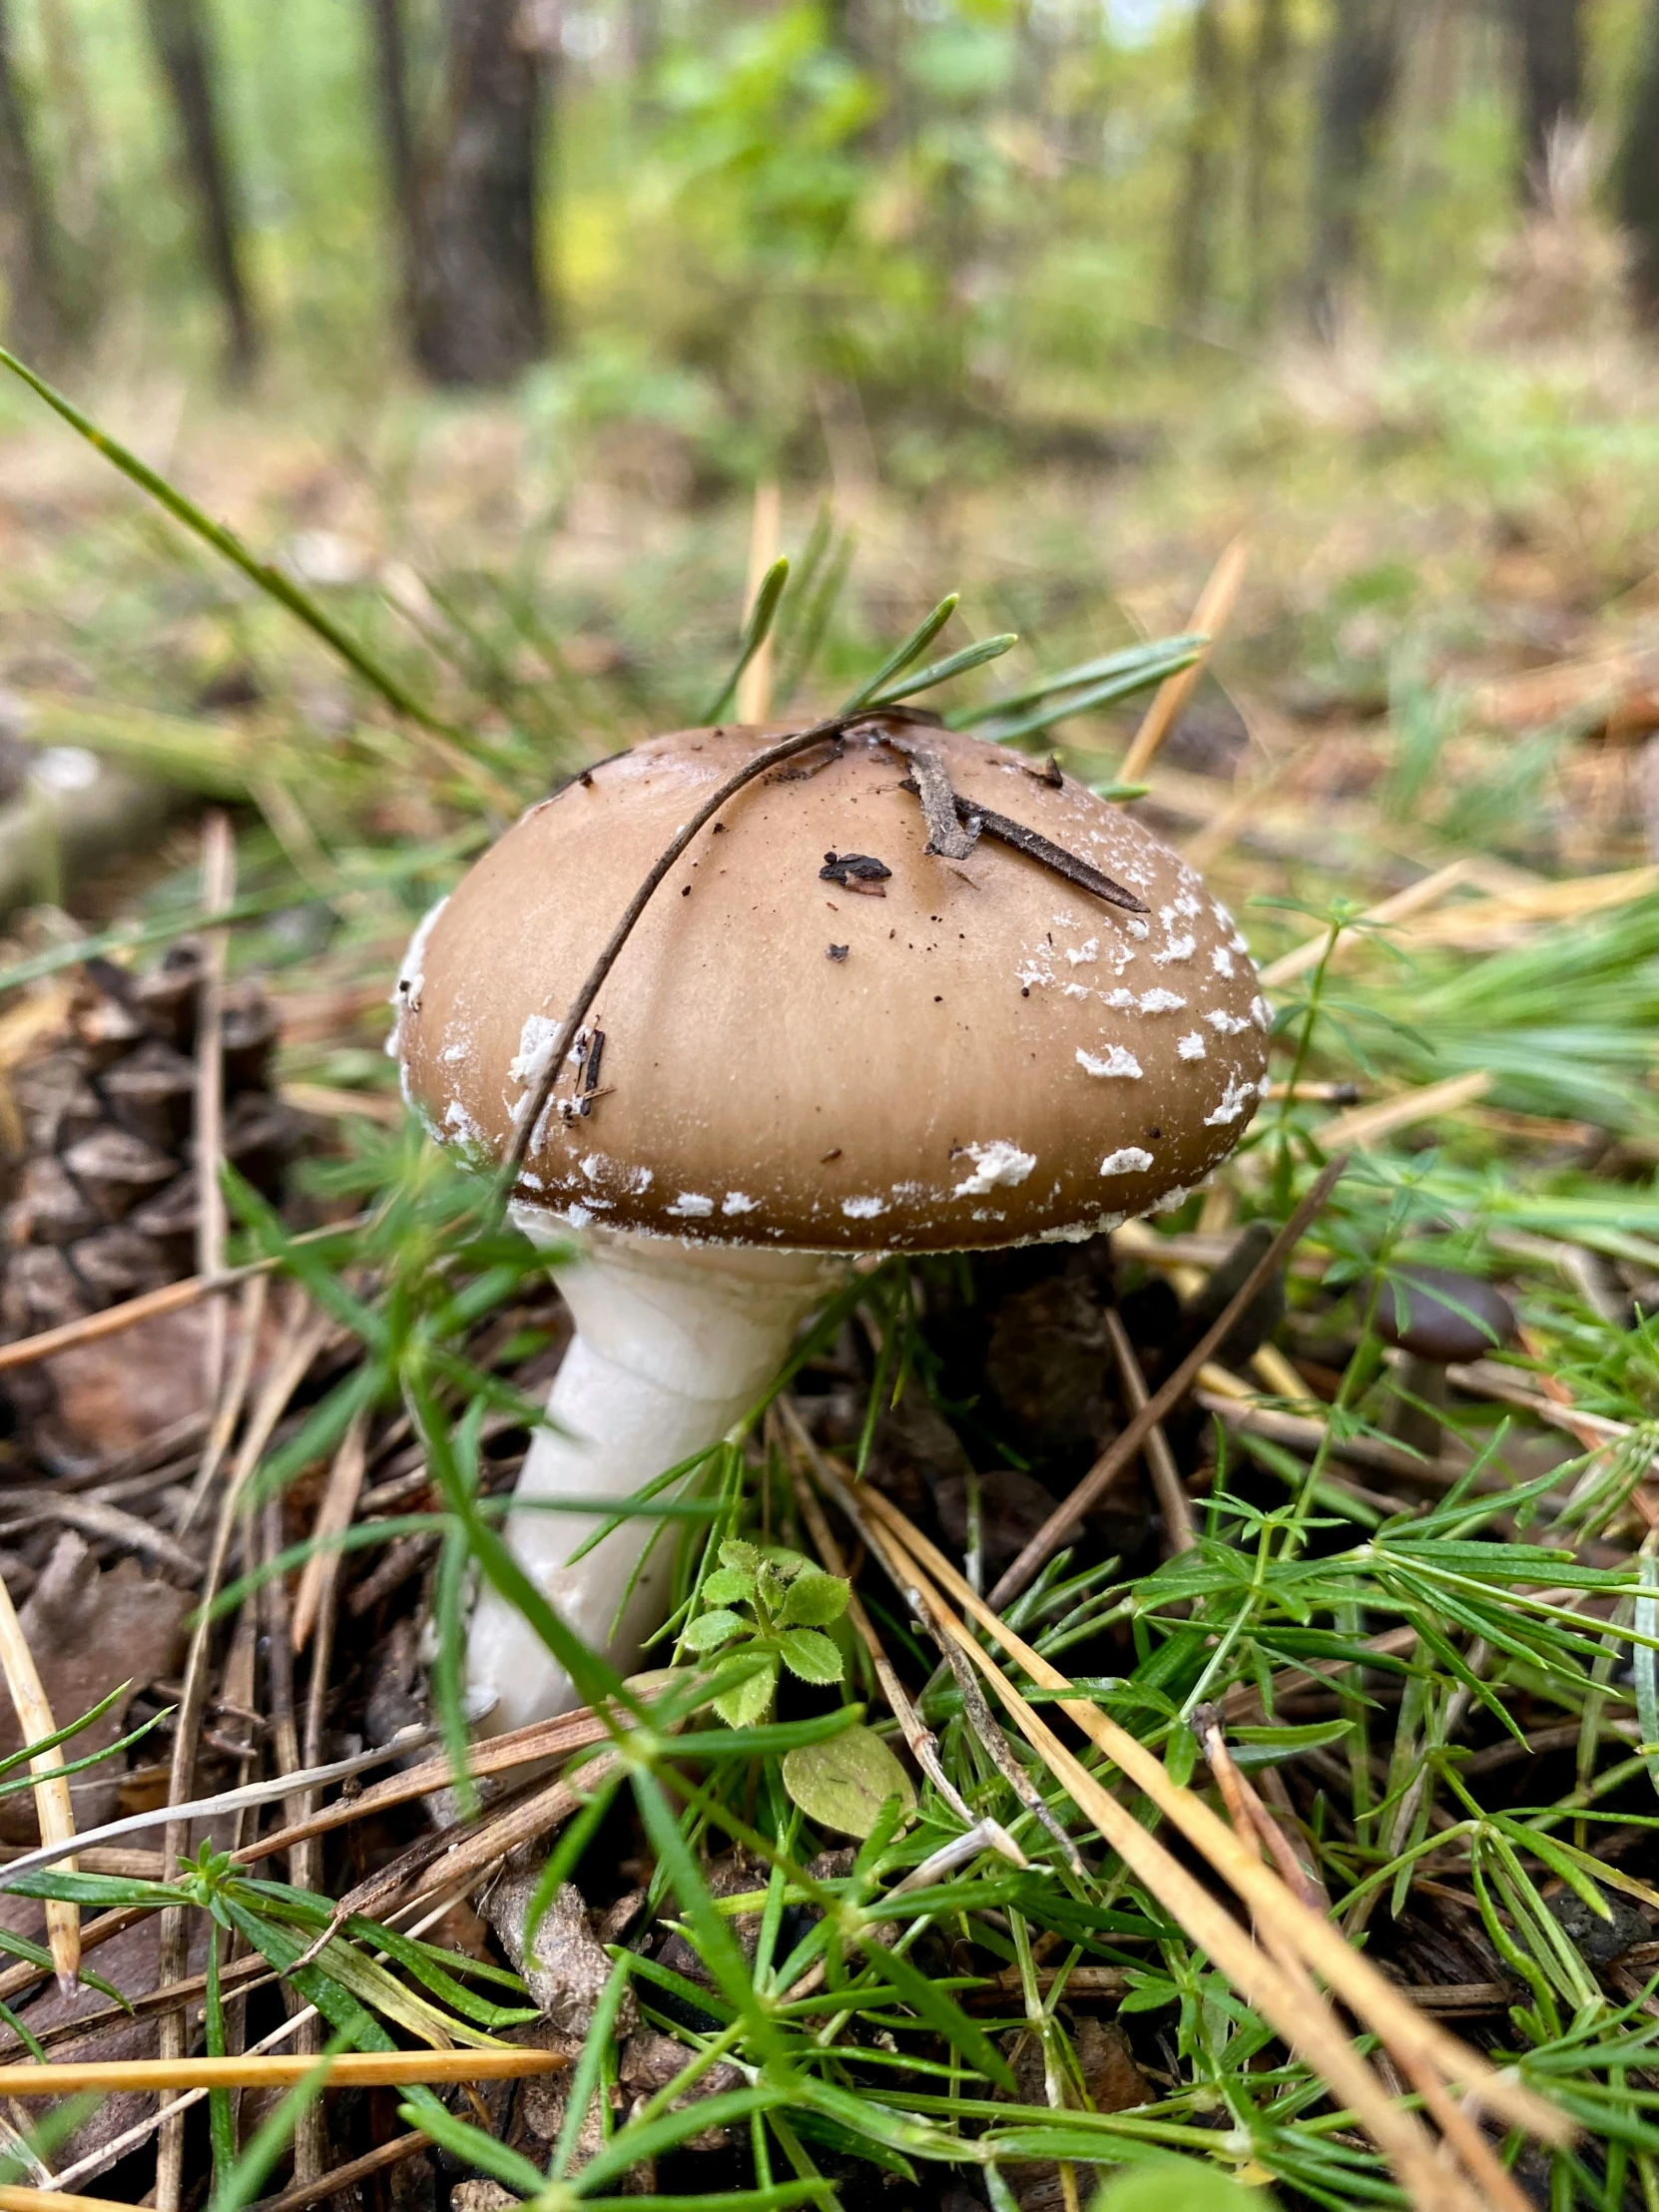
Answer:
[{"left": 467, "top": 1225, "right": 833, "bottom": 1734}]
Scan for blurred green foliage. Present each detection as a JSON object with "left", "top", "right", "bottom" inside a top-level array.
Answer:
[{"left": 1, "top": 0, "right": 1647, "bottom": 475}]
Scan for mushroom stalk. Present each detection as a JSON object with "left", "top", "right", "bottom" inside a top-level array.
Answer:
[{"left": 467, "top": 1225, "right": 832, "bottom": 1735}]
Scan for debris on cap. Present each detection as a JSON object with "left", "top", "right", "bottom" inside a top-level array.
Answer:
[{"left": 397, "top": 721, "right": 1273, "bottom": 1252}]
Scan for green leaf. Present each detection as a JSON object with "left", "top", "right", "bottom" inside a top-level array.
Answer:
[
  {"left": 721, "top": 1538, "right": 765, "bottom": 1574},
  {"left": 782, "top": 1724, "right": 916, "bottom": 1838},
  {"left": 781, "top": 1572, "right": 851, "bottom": 1629},
  {"left": 208, "top": 2040, "right": 348, "bottom": 2212},
  {"left": 714, "top": 1654, "right": 779, "bottom": 1729},
  {"left": 684, "top": 1609, "right": 748, "bottom": 1654},
  {"left": 1228, "top": 1719, "right": 1358, "bottom": 1768},
  {"left": 777, "top": 1629, "right": 844, "bottom": 1684},
  {"left": 866, "top": 630, "right": 1017, "bottom": 707},
  {"left": 1089, "top": 2155, "right": 1280, "bottom": 2211},
  {"left": 699, "top": 554, "right": 791, "bottom": 724},
  {"left": 703, "top": 1566, "right": 757, "bottom": 1607},
  {"left": 840, "top": 595, "right": 959, "bottom": 714},
  {"left": 395, "top": 2101, "right": 546, "bottom": 2197},
  {"left": 952, "top": 634, "right": 1205, "bottom": 726}
]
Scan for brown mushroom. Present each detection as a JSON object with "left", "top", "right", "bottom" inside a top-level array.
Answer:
[
  {"left": 1374, "top": 1265, "right": 1515, "bottom": 1458},
  {"left": 395, "top": 720, "right": 1273, "bottom": 1730}
]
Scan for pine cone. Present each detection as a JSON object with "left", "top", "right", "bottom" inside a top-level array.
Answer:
[{"left": 0, "top": 943, "right": 310, "bottom": 1460}]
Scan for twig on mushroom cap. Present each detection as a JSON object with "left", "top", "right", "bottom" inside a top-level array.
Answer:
[
  {"left": 884, "top": 735, "right": 979, "bottom": 859},
  {"left": 898, "top": 781, "right": 1150, "bottom": 912},
  {"left": 504, "top": 708, "right": 1161, "bottom": 1182},
  {"left": 987, "top": 1156, "right": 1351, "bottom": 1609}
]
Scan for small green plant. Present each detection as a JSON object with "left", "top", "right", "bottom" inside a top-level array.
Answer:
[{"left": 683, "top": 1538, "right": 851, "bottom": 1726}]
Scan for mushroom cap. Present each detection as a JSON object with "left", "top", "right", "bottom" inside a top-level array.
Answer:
[
  {"left": 1374, "top": 1267, "right": 1516, "bottom": 1364},
  {"left": 395, "top": 721, "right": 1271, "bottom": 1252}
]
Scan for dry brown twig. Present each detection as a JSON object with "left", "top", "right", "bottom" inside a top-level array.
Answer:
[
  {"left": 0, "top": 1217, "right": 363, "bottom": 1380},
  {"left": 0, "top": 2051, "right": 566, "bottom": 2094},
  {"left": 289, "top": 1404, "right": 367, "bottom": 1653},
  {"left": 1102, "top": 1310, "right": 1193, "bottom": 1552}
]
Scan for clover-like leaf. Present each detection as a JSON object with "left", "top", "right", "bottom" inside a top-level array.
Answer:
[
  {"left": 777, "top": 1628, "right": 843, "bottom": 1685},
  {"left": 782, "top": 1724, "right": 916, "bottom": 1838},
  {"left": 712, "top": 1653, "right": 778, "bottom": 1730},
  {"left": 682, "top": 1608, "right": 746, "bottom": 1654},
  {"left": 1090, "top": 2156, "right": 1278, "bottom": 2212},
  {"left": 780, "top": 1568, "right": 850, "bottom": 1629},
  {"left": 701, "top": 1566, "right": 756, "bottom": 1608}
]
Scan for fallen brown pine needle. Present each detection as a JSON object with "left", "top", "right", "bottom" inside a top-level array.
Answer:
[
  {"left": 0, "top": 1577, "right": 79, "bottom": 1993},
  {"left": 833, "top": 1482, "right": 1494, "bottom": 2211},
  {"left": 850, "top": 1478, "right": 1572, "bottom": 2155},
  {"left": 0, "top": 2134, "right": 434, "bottom": 2212},
  {"left": 1121, "top": 535, "right": 1249, "bottom": 784},
  {"left": 0, "top": 1219, "right": 364, "bottom": 1376},
  {"left": 0, "top": 2189, "right": 138, "bottom": 2212},
  {"left": 0, "top": 2049, "right": 566, "bottom": 2095},
  {"left": 1312, "top": 1068, "right": 1491, "bottom": 1151}
]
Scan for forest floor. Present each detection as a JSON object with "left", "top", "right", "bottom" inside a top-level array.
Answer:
[{"left": 0, "top": 315, "right": 1654, "bottom": 2212}]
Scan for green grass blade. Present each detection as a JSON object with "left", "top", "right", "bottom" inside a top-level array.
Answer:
[
  {"left": 839, "top": 597, "right": 959, "bottom": 714},
  {"left": 700, "top": 556, "right": 791, "bottom": 723}
]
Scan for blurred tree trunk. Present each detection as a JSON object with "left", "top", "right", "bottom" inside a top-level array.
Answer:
[
  {"left": 1515, "top": 0, "right": 1581, "bottom": 197},
  {"left": 363, "top": 0, "right": 422, "bottom": 338},
  {"left": 1244, "top": 0, "right": 1290, "bottom": 326},
  {"left": 1616, "top": 0, "right": 1659, "bottom": 325},
  {"left": 412, "top": 0, "right": 551, "bottom": 385},
  {"left": 143, "top": 0, "right": 260, "bottom": 375},
  {"left": 0, "top": 0, "right": 69, "bottom": 360},
  {"left": 824, "top": 0, "right": 894, "bottom": 153},
  {"left": 626, "top": 0, "right": 660, "bottom": 112},
  {"left": 39, "top": 0, "right": 110, "bottom": 272},
  {"left": 1307, "top": 0, "right": 1403, "bottom": 337},
  {"left": 1170, "top": 0, "right": 1230, "bottom": 323}
]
